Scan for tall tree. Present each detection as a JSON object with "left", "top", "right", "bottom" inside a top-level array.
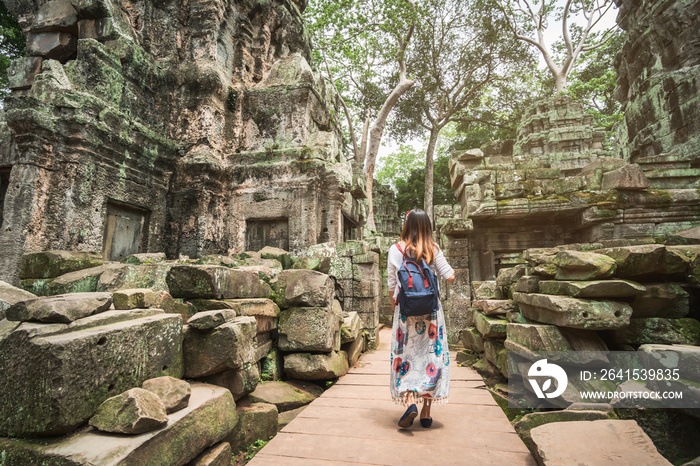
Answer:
[
  {"left": 393, "top": 0, "right": 532, "bottom": 219},
  {"left": 496, "top": 0, "right": 617, "bottom": 92},
  {"left": 305, "top": 0, "right": 418, "bottom": 231}
]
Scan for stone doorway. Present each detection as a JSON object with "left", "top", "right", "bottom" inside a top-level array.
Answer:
[
  {"left": 343, "top": 214, "right": 357, "bottom": 242},
  {"left": 102, "top": 201, "right": 149, "bottom": 261},
  {"left": 0, "top": 167, "right": 10, "bottom": 228},
  {"left": 246, "top": 218, "right": 289, "bottom": 252}
]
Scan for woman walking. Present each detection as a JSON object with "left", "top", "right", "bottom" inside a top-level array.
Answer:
[{"left": 388, "top": 209, "right": 455, "bottom": 428}]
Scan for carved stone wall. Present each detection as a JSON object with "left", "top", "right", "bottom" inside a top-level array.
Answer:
[{"left": 0, "top": 0, "right": 358, "bottom": 285}]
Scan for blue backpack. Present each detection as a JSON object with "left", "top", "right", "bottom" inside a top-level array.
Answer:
[{"left": 396, "top": 243, "right": 440, "bottom": 317}]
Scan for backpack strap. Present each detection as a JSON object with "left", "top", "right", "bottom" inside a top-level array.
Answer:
[{"left": 396, "top": 242, "right": 406, "bottom": 259}]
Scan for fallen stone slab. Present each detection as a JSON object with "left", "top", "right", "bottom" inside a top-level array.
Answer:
[
  {"left": 121, "top": 252, "right": 167, "bottom": 265},
  {"left": 19, "top": 250, "right": 103, "bottom": 279},
  {"left": 513, "top": 292, "right": 632, "bottom": 330},
  {"left": 191, "top": 298, "right": 280, "bottom": 316},
  {"left": 505, "top": 323, "right": 571, "bottom": 352},
  {"left": 249, "top": 380, "right": 323, "bottom": 412},
  {"left": 187, "top": 309, "right": 238, "bottom": 330},
  {"left": 638, "top": 344, "right": 700, "bottom": 383},
  {"left": 0, "top": 311, "right": 183, "bottom": 437},
  {"left": 183, "top": 316, "right": 257, "bottom": 378},
  {"left": 190, "top": 442, "right": 232, "bottom": 466},
  {"left": 90, "top": 388, "right": 168, "bottom": 434},
  {"left": 278, "top": 306, "right": 340, "bottom": 352},
  {"left": 609, "top": 318, "right": 700, "bottom": 346},
  {"left": 474, "top": 299, "right": 516, "bottom": 316},
  {"left": 538, "top": 279, "right": 645, "bottom": 298},
  {"left": 284, "top": 351, "right": 349, "bottom": 380},
  {"left": 343, "top": 333, "right": 363, "bottom": 366},
  {"left": 473, "top": 311, "right": 507, "bottom": 338},
  {"left": 471, "top": 280, "right": 502, "bottom": 299},
  {"left": 142, "top": 376, "right": 191, "bottom": 413},
  {"left": 598, "top": 244, "right": 687, "bottom": 278},
  {"left": 515, "top": 410, "right": 612, "bottom": 446},
  {"left": 0, "top": 383, "right": 236, "bottom": 464},
  {"left": 167, "top": 265, "right": 272, "bottom": 299},
  {"left": 28, "top": 264, "right": 111, "bottom": 295},
  {"left": 153, "top": 291, "right": 197, "bottom": 321},
  {"left": 97, "top": 263, "right": 173, "bottom": 293},
  {"left": 551, "top": 250, "right": 616, "bottom": 281},
  {"left": 514, "top": 275, "right": 540, "bottom": 293},
  {"left": 340, "top": 311, "right": 360, "bottom": 344},
  {"left": 601, "top": 163, "right": 649, "bottom": 191},
  {"left": 6, "top": 291, "right": 112, "bottom": 323},
  {"left": 113, "top": 288, "right": 156, "bottom": 310},
  {"left": 259, "top": 246, "right": 294, "bottom": 269},
  {"left": 630, "top": 283, "right": 690, "bottom": 318},
  {"left": 529, "top": 420, "right": 671, "bottom": 465},
  {"left": 496, "top": 264, "right": 527, "bottom": 287},
  {"left": 461, "top": 326, "right": 484, "bottom": 352},
  {"left": 484, "top": 340, "right": 508, "bottom": 378},
  {"left": 200, "top": 363, "right": 260, "bottom": 401},
  {"left": 0, "top": 280, "right": 36, "bottom": 320},
  {"left": 276, "top": 269, "right": 335, "bottom": 308},
  {"left": 227, "top": 402, "right": 278, "bottom": 453},
  {"left": 278, "top": 406, "right": 306, "bottom": 430}
]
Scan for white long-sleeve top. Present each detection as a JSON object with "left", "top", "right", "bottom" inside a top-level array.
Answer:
[{"left": 387, "top": 241, "right": 455, "bottom": 300}]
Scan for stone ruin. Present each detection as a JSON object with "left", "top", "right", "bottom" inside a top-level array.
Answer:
[
  {"left": 0, "top": 0, "right": 366, "bottom": 286},
  {"left": 441, "top": 0, "right": 700, "bottom": 461}
]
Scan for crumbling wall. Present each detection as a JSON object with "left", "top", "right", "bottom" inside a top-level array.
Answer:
[{"left": 0, "top": 0, "right": 356, "bottom": 285}]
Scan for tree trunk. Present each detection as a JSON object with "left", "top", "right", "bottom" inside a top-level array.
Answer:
[
  {"left": 423, "top": 126, "right": 440, "bottom": 223},
  {"left": 555, "top": 71, "right": 568, "bottom": 93},
  {"left": 364, "top": 77, "right": 414, "bottom": 231},
  {"left": 357, "top": 109, "right": 371, "bottom": 166}
]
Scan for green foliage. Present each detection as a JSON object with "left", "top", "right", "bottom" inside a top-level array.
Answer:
[
  {"left": 0, "top": 1, "right": 25, "bottom": 101},
  {"left": 393, "top": 154, "right": 455, "bottom": 214},
  {"left": 375, "top": 143, "right": 423, "bottom": 190},
  {"left": 245, "top": 439, "right": 270, "bottom": 461}
]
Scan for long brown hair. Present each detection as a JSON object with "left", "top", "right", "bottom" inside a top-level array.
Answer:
[{"left": 400, "top": 209, "right": 435, "bottom": 264}]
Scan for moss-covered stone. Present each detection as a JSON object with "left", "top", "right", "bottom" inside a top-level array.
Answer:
[
  {"left": 283, "top": 351, "right": 349, "bottom": 380},
  {"left": 249, "top": 380, "right": 322, "bottom": 412},
  {"left": 610, "top": 318, "right": 700, "bottom": 346},
  {"left": 89, "top": 388, "right": 168, "bottom": 434},
  {"left": 19, "top": 250, "right": 103, "bottom": 279},
  {"left": 227, "top": 402, "right": 278, "bottom": 454}
]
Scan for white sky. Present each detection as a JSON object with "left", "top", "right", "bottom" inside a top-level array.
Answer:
[{"left": 375, "top": 0, "right": 620, "bottom": 167}]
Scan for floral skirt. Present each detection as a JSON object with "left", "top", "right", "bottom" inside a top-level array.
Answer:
[{"left": 390, "top": 302, "right": 450, "bottom": 406}]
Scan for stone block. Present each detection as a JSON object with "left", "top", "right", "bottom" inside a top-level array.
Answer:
[
  {"left": 187, "top": 309, "right": 238, "bottom": 330},
  {"left": 284, "top": 351, "right": 349, "bottom": 380},
  {"left": 6, "top": 291, "right": 112, "bottom": 323},
  {"left": 200, "top": 363, "right": 260, "bottom": 401},
  {"left": 474, "top": 311, "right": 507, "bottom": 338},
  {"left": 483, "top": 339, "right": 508, "bottom": 378},
  {"left": 529, "top": 420, "right": 671, "bottom": 466},
  {"left": 460, "top": 326, "right": 484, "bottom": 352},
  {"left": 343, "top": 333, "right": 364, "bottom": 366},
  {"left": 630, "top": 283, "right": 690, "bottom": 318},
  {"left": 638, "top": 344, "right": 700, "bottom": 384},
  {"left": 89, "top": 388, "right": 168, "bottom": 434},
  {"left": 340, "top": 311, "right": 360, "bottom": 344},
  {"left": 227, "top": 402, "right": 278, "bottom": 454},
  {"left": 329, "top": 256, "right": 353, "bottom": 279},
  {"left": 7, "top": 57, "right": 43, "bottom": 90},
  {"left": 0, "top": 280, "right": 36, "bottom": 320},
  {"left": 142, "top": 376, "right": 191, "bottom": 414},
  {"left": 538, "top": 279, "right": 645, "bottom": 298},
  {"left": 278, "top": 406, "right": 306, "bottom": 431},
  {"left": 514, "top": 275, "right": 540, "bottom": 293},
  {"left": 336, "top": 240, "right": 369, "bottom": 257},
  {"left": 183, "top": 316, "right": 257, "bottom": 378},
  {"left": 0, "top": 384, "right": 236, "bottom": 464},
  {"left": 552, "top": 250, "right": 616, "bottom": 280},
  {"left": 473, "top": 299, "right": 516, "bottom": 316},
  {"left": 601, "top": 164, "right": 649, "bottom": 191},
  {"left": 0, "top": 311, "right": 183, "bottom": 437},
  {"left": 33, "top": 0, "right": 78, "bottom": 31},
  {"left": 153, "top": 291, "right": 197, "bottom": 322},
  {"left": 514, "top": 410, "right": 613, "bottom": 446},
  {"left": 514, "top": 292, "right": 632, "bottom": 330},
  {"left": 249, "top": 380, "right": 323, "bottom": 412},
  {"left": 121, "top": 253, "right": 167, "bottom": 265},
  {"left": 27, "top": 31, "right": 77, "bottom": 61},
  {"left": 276, "top": 269, "right": 334, "bottom": 308},
  {"left": 190, "top": 442, "right": 232, "bottom": 466},
  {"left": 167, "top": 265, "right": 272, "bottom": 300},
  {"left": 505, "top": 323, "right": 571, "bottom": 353},
  {"left": 610, "top": 318, "right": 700, "bottom": 346},
  {"left": 113, "top": 288, "right": 156, "bottom": 310},
  {"left": 353, "top": 251, "right": 379, "bottom": 264},
  {"left": 599, "top": 244, "right": 687, "bottom": 278},
  {"left": 278, "top": 307, "right": 339, "bottom": 352},
  {"left": 97, "top": 263, "right": 174, "bottom": 293},
  {"left": 259, "top": 246, "right": 294, "bottom": 269},
  {"left": 496, "top": 265, "right": 527, "bottom": 287},
  {"left": 191, "top": 298, "right": 280, "bottom": 317},
  {"left": 19, "top": 250, "right": 103, "bottom": 279}
]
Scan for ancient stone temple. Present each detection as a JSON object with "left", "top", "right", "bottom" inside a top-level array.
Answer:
[{"left": 0, "top": 0, "right": 364, "bottom": 285}]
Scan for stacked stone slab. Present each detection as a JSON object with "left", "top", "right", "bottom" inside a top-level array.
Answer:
[
  {"left": 276, "top": 269, "right": 349, "bottom": 380},
  {"left": 330, "top": 240, "right": 381, "bottom": 347},
  {"left": 440, "top": 218, "right": 474, "bottom": 344}
]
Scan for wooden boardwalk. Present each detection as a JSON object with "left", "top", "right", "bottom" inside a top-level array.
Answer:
[{"left": 249, "top": 328, "right": 535, "bottom": 465}]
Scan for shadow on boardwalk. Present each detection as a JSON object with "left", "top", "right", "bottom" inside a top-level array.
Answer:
[{"left": 249, "top": 328, "right": 535, "bottom": 465}]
